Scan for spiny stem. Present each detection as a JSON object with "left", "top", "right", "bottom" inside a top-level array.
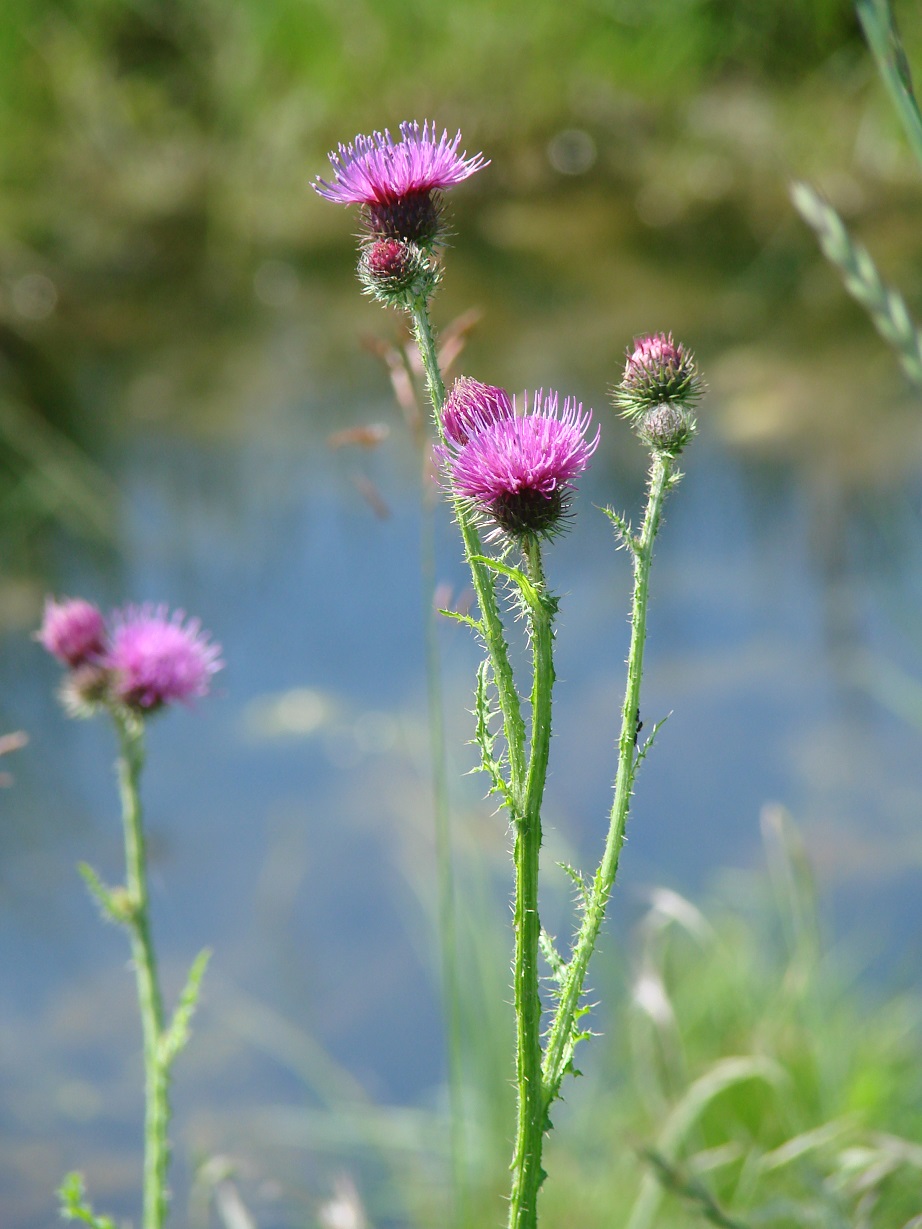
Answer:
[
  {"left": 114, "top": 712, "right": 169, "bottom": 1229},
  {"left": 542, "top": 453, "right": 673, "bottom": 1106},
  {"left": 508, "top": 536, "right": 555, "bottom": 1229}
]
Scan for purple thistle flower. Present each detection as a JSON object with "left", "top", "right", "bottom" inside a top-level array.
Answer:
[
  {"left": 440, "top": 377, "right": 515, "bottom": 448},
  {"left": 446, "top": 391, "right": 600, "bottom": 539},
  {"left": 37, "top": 597, "right": 107, "bottom": 667},
  {"left": 314, "top": 121, "right": 488, "bottom": 246},
  {"left": 105, "top": 604, "right": 223, "bottom": 712}
]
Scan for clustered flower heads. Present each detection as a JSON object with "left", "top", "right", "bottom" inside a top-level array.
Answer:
[
  {"left": 314, "top": 121, "right": 488, "bottom": 305},
  {"left": 38, "top": 598, "right": 222, "bottom": 716},
  {"left": 613, "top": 332, "right": 702, "bottom": 455},
  {"left": 314, "top": 121, "right": 487, "bottom": 247},
  {"left": 440, "top": 379, "right": 600, "bottom": 540}
]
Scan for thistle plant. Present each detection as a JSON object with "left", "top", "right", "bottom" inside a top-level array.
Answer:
[
  {"left": 314, "top": 121, "right": 703, "bottom": 1228},
  {"left": 38, "top": 597, "right": 222, "bottom": 1229}
]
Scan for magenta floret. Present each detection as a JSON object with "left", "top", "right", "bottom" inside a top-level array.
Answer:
[
  {"left": 38, "top": 597, "right": 107, "bottom": 667},
  {"left": 446, "top": 391, "right": 599, "bottom": 538},
  {"left": 441, "top": 377, "right": 515, "bottom": 448},
  {"left": 314, "top": 121, "right": 488, "bottom": 205},
  {"left": 105, "top": 604, "right": 223, "bottom": 711}
]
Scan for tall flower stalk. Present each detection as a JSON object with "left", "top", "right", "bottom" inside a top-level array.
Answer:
[
  {"left": 39, "top": 599, "right": 221, "bottom": 1229},
  {"left": 315, "top": 122, "right": 703, "bottom": 1227}
]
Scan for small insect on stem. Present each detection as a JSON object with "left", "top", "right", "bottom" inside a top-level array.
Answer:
[{"left": 633, "top": 707, "right": 643, "bottom": 748}]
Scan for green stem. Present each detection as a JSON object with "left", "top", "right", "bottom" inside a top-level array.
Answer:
[
  {"left": 115, "top": 712, "right": 169, "bottom": 1229},
  {"left": 542, "top": 453, "right": 673, "bottom": 1106},
  {"left": 507, "top": 537, "right": 556, "bottom": 1229},
  {"left": 409, "top": 297, "right": 527, "bottom": 799}
]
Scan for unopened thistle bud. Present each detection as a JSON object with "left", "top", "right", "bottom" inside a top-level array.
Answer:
[
  {"left": 37, "top": 597, "right": 106, "bottom": 667},
  {"left": 614, "top": 333, "right": 702, "bottom": 421},
  {"left": 59, "top": 663, "right": 113, "bottom": 719},
  {"left": 357, "top": 238, "right": 439, "bottom": 307},
  {"left": 636, "top": 401, "right": 697, "bottom": 456}
]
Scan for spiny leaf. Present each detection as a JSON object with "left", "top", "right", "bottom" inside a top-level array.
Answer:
[
  {"left": 558, "top": 861, "right": 589, "bottom": 907},
  {"left": 635, "top": 712, "right": 672, "bottom": 768},
  {"left": 471, "top": 659, "right": 513, "bottom": 806},
  {"left": 438, "top": 606, "right": 483, "bottom": 634},
  {"left": 539, "top": 929, "right": 567, "bottom": 984},
  {"left": 77, "top": 862, "right": 131, "bottom": 925},
  {"left": 600, "top": 505, "right": 638, "bottom": 552},
  {"left": 161, "top": 947, "right": 211, "bottom": 1069},
  {"left": 469, "top": 555, "right": 541, "bottom": 611},
  {"left": 58, "top": 1173, "right": 118, "bottom": 1229}
]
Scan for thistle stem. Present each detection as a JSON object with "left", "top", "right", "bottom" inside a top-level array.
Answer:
[
  {"left": 542, "top": 453, "right": 673, "bottom": 1105},
  {"left": 507, "top": 536, "right": 555, "bottom": 1229},
  {"left": 114, "top": 712, "right": 170, "bottom": 1229}
]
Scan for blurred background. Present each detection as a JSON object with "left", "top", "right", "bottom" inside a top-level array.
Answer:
[{"left": 3, "top": 0, "right": 922, "bottom": 1226}]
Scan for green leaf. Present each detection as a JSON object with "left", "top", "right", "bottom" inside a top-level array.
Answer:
[
  {"left": 58, "top": 1172, "right": 118, "bottom": 1229},
  {"left": 857, "top": 0, "right": 922, "bottom": 168},
  {"left": 558, "top": 861, "right": 589, "bottom": 907},
  {"left": 161, "top": 947, "right": 211, "bottom": 1068},
  {"left": 539, "top": 929, "right": 566, "bottom": 984},
  {"left": 600, "top": 505, "right": 638, "bottom": 552},
  {"left": 471, "top": 658, "right": 514, "bottom": 808},
  {"left": 438, "top": 606, "right": 483, "bottom": 633},
  {"left": 469, "top": 555, "right": 541, "bottom": 610},
  {"left": 639, "top": 1149, "right": 753, "bottom": 1229},
  {"left": 77, "top": 862, "right": 130, "bottom": 925}
]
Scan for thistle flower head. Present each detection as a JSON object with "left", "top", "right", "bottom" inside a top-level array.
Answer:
[
  {"left": 440, "top": 376, "right": 514, "bottom": 447},
  {"left": 314, "top": 121, "right": 488, "bottom": 246},
  {"left": 37, "top": 597, "right": 106, "bottom": 667},
  {"left": 444, "top": 391, "right": 599, "bottom": 540},
  {"left": 614, "top": 332, "right": 702, "bottom": 420},
  {"left": 105, "top": 604, "right": 223, "bottom": 712}
]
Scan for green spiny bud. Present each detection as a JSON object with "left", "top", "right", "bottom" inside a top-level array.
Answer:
[
  {"left": 636, "top": 401, "right": 697, "bottom": 456},
  {"left": 613, "top": 332, "right": 702, "bottom": 421},
  {"left": 357, "top": 238, "right": 439, "bottom": 308}
]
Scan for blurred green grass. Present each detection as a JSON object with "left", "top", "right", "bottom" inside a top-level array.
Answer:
[{"left": 204, "top": 810, "right": 922, "bottom": 1228}]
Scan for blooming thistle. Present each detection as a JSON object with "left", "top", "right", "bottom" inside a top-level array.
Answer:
[
  {"left": 440, "top": 376, "right": 515, "bottom": 447},
  {"left": 313, "top": 120, "right": 488, "bottom": 248},
  {"left": 37, "top": 597, "right": 107, "bottom": 667},
  {"left": 105, "top": 605, "right": 223, "bottom": 713},
  {"left": 443, "top": 389, "right": 600, "bottom": 540}
]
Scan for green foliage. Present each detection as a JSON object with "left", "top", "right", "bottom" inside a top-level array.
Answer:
[
  {"left": 536, "top": 814, "right": 922, "bottom": 1228},
  {"left": 233, "top": 815, "right": 921, "bottom": 1228},
  {"left": 160, "top": 947, "right": 211, "bottom": 1069},
  {"left": 58, "top": 1172, "right": 117, "bottom": 1229},
  {"left": 791, "top": 182, "right": 922, "bottom": 387},
  {"left": 794, "top": 0, "right": 922, "bottom": 389}
]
